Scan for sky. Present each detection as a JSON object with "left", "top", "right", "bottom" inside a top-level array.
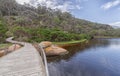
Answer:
[{"left": 16, "top": 0, "right": 120, "bottom": 27}]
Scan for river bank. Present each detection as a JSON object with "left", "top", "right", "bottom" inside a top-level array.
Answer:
[
  {"left": 53, "top": 39, "right": 88, "bottom": 48},
  {"left": 94, "top": 36, "right": 120, "bottom": 39},
  {"left": 53, "top": 39, "right": 87, "bottom": 45}
]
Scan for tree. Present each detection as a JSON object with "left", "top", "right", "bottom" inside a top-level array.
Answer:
[{"left": 0, "top": 0, "right": 18, "bottom": 16}]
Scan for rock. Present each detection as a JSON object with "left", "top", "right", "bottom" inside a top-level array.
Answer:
[
  {"left": 0, "top": 50, "right": 5, "bottom": 57},
  {"left": 39, "top": 41, "right": 52, "bottom": 48},
  {"left": 45, "top": 45, "right": 68, "bottom": 56},
  {"left": 39, "top": 41, "right": 69, "bottom": 56},
  {"left": 8, "top": 44, "right": 21, "bottom": 52}
]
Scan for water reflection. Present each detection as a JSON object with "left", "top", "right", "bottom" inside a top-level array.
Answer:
[{"left": 48, "top": 39, "right": 120, "bottom": 76}]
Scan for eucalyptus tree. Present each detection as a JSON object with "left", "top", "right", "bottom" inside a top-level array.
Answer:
[{"left": 0, "top": 0, "right": 18, "bottom": 16}]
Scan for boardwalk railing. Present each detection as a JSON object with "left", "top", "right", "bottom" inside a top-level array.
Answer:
[{"left": 36, "top": 44, "right": 49, "bottom": 76}]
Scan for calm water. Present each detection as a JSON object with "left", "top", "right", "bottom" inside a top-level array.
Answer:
[{"left": 47, "top": 39, "right": 120, "bottom": 76}]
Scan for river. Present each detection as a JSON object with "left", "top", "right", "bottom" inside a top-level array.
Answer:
[{"left": 47, "top": 38, "right": 120, "bottom": 76}]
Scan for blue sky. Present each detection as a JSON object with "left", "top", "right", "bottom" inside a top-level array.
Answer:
[
  {"left": 16, "top": 0, "right": 120, "bottom": 27},
  {"left": 70, "top": 0, "right": 120, "bottom": 27}
]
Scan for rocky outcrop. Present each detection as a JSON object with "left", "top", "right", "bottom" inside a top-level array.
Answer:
[
  {"left": 0, "top": 50, "right": 5, "bottom": 57},
  {"left": 39, "top": 41, "right": 68, "bottom": 56},
  {"left": 45, "top": 45, "right": 68, "bottom": 56},
  {"left": 0, "top": 44, "right": 22, "bottom": 57},
  {"left": 8, "top": 44, "right": 21, "bottom": 52},
  {"left": 39, "top": 41, "right": 52, "bottom": 48}
]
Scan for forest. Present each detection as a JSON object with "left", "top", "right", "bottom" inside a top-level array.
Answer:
[{"left": 0, "top": 0, "right": 120, "bottom": 43}]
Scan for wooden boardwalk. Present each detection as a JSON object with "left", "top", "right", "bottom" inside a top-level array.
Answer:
[{"left": 0, "top": 37, "right": 47, "bottom": 76}]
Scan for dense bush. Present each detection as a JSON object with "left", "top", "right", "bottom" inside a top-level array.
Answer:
[
  {"left": 0, "top": 20, "right": 7, "bottom": 43},
  {"left": 30, "top": 28, "right": 90, "bottom": 42},
  {"left": 9, "top": 26, "right": 90, "bottom": 42}
]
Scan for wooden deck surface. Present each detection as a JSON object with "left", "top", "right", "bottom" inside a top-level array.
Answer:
[{"left": 0, "top": 38, "right": 46, "bottom": 76}]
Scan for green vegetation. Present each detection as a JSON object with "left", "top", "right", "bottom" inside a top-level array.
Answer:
[
  {"left": 0, "top": 0, "right": 120, "bottom": 44},
  {"left": 0, "top": 19, "right": 7, "bottom": 43},
  {"left": 53, "top": 39, "right": 87, "bottom": 45},
  {"left": 0, "top": 43, "right": 12, "bottom": 50},
  {"left": 8, "top": 26, "right": 90, "bottom": 42}
]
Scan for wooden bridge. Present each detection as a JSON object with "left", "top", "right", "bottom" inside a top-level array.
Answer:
[{"left": 0, "top": 37, "right": 49, "bottom": 76}]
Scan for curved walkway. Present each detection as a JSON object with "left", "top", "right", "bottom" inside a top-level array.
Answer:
[{"left": 0, "top": 37, "right": 46, "bottom": 76}]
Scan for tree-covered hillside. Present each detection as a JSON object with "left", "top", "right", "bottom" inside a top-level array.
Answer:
[{"left": 0, "top": 0, "right": 119, "bottom": 42}]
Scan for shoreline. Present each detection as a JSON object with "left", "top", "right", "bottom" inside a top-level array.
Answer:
[
  {"left": 94, "top": 36, "right": 120, "bottom": 39},
  {"left": 53, "top": 39, "right": 88, "bottom": 48},
  {"left": 53, "top": 39, "right": 87, "bottom": 45}
]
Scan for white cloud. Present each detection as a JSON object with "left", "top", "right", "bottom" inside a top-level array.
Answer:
[
  {"left": 16, "top": 0, "right": 30, "bottom": 4},
  {"left": 16, "top": 0, "right": 82, "bottom": 12},
  {"left": 109, "top": 22, "right": 120, "bottom": 27},
  {"left": 76, "top": 5, "right": 82, "bottom": 10},
  {"left": 101, "top": 0, "right": 120, "bottom": 10}
]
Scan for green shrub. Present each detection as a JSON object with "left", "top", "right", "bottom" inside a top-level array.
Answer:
[
  {"left": 5, "top": 31, "right": 14, "bottom": 37},
  {"left": 0, "top": 20, "right": 7, "bottom": 43},
  {"left": 8, "top": 26, "right": 91, "bottom": 42}
]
